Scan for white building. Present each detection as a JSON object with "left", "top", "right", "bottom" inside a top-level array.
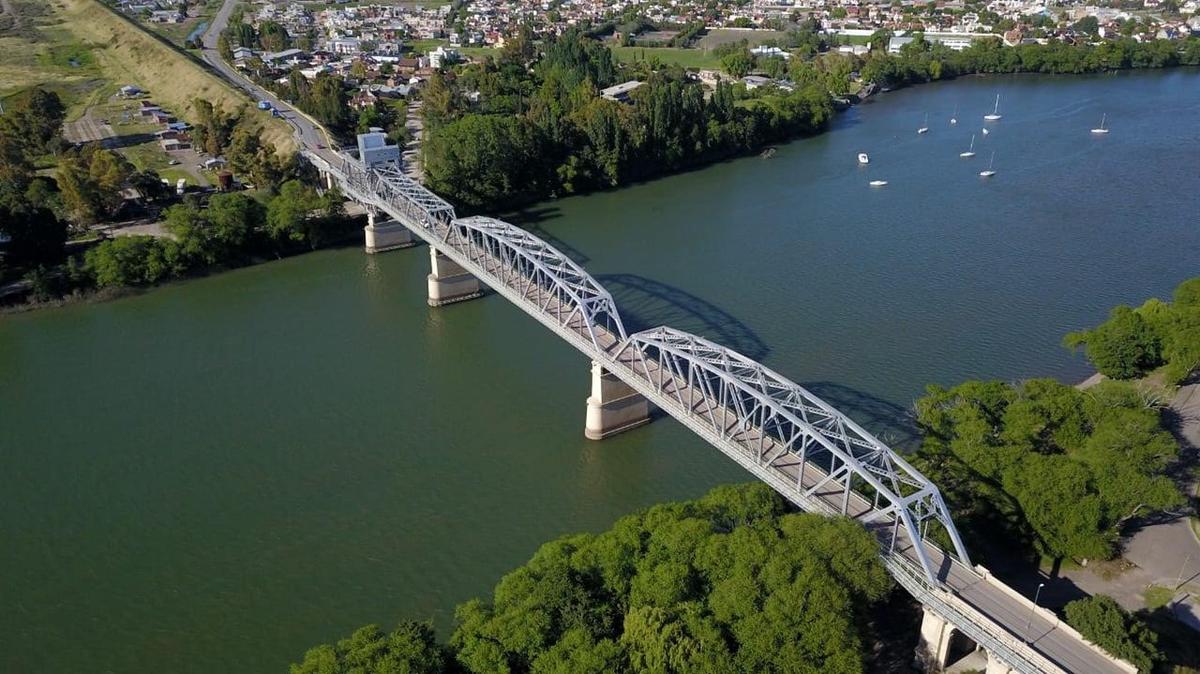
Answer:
[
  {"left": 358, "top": 128, "right": 400, "bottom": 168},
  {"left": 428, "top": 45, "right": 461, "bottom": 69}
]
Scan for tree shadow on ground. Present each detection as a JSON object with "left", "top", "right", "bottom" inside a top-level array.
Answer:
[
  {"left": 862, "top": 586, "right": 923, "bottom": 673},
  {"left": 100, "top": 133, "right": 157, "bottom": 150}
]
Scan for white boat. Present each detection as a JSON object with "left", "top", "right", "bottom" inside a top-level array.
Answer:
[
  {"left": 979, "top": 151, "right": 997, "bottom": 177},
  {"left": 950, "top": 104, "right": 958, "bottom": 125},
  {"left": 869, "top": 180, "right": 888, "bottom": 187},
  {"left": 960, "top": 134, "right": 976, "bottom": 158},
  {"left": 981, "top": 127, "right": 989, "bottom": 136},
  {"left": 917, "top": 113, "right": 929, "bottom": 134},
  {"left": 984, "top": 94, "right": 1002, "bottom": 121},
  {"left": 858, "top": 152, "right": 870, "bottom": 164},
  {"left": 1091, "top": 113, "right": 1109, "bottom": 134}
]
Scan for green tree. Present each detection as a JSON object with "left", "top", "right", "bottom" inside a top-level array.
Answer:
[
  {"left": 914, "top": 378, "right": 1182, "bottom": 561},
  {"left": 0, "top": 88, "right": 66, "bottom": 158},
  {"left": 84, "top": 236, "right": 186, "bottom": 287},
  {"left": 55, "top": 146, "right": 134, "bottom": 226},
  {"left": 1072, "top": 16, "right": 1100, "bottom": 34},
  {"left": 1064, "top": 280, "right": 1200, "bottom": 383},
  {"left": 720, "top": 48, "right": 754, "bottom": 78},
  {"left": 265, "top": 180, "right": 341, "bottom": 248},
  {"left": 450, "top": 484, "right": 890, "bottom": 674},
  {"left": 1064, "top": 305, "right": 1162, "bottom": 379},
  {"left": 1064, "top": 595, "right": 1160, "bottom": 673},
  {"left": 290, "top": 622, "right": 449, "bottom": 674},
  {"left": 422, "top": 115, "right": 544, "bottom": 211}
]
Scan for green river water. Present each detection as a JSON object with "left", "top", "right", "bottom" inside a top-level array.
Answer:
[{"left": 2, "top": 70, "right": 1199, "bottom": 672}]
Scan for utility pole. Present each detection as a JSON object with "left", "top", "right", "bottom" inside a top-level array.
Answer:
[
  {"left": 1176, "top": 552, "right": 1193, "bottom": 591},
  {"left": 1025, "top": 582, "right": 1045, "bottom": 643}
]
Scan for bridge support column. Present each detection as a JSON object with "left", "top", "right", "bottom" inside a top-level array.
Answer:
[
  {"left": 984, "top": 651, "right": 1015, "bottom": 674},
  {"left": 427, "top": 248, "right": 481, "bottom": 306},
  {"left": 365, "top": 210, "right": 415, "bottom": 254},
  {"left": 916, "top": 607, "right": 954, "bottom": 672},
  {"left": 584, "top": 361, "right": 651, "bottom": 440}
]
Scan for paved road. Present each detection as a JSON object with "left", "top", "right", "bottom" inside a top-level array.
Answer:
[
  {"left": 63, "top": 106, "right": 115, "bottom": 145},
  {"left": 199, "top": 0, "right": 337, "bottom": 163}
]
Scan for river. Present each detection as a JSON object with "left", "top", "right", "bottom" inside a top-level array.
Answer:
[{"left": 2, "top": 70, "right": 1198, "bottom": 673}]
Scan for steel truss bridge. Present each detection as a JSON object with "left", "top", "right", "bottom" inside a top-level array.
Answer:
[{"left": 308, "top": 151, "right": 1132, "bottom": 674}]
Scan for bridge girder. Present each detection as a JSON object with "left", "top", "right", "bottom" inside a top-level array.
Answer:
[{"left": 616, "top": 326, "right": 973, "bottom": 582}]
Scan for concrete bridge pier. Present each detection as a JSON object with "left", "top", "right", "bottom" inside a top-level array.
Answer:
[
  {"left": 917, "top": 607, "right": 955, "bottom": 671},
  {"left": 427, "top": 248, "right": 482, "bottom": 306},
  {"left": 364, "top": 209, "right": 416, "bottom": 254},
  {"left": 584, "top": 361, "right": 651, "bottom": 440},
  {"left": 917, "top": 607, "right": 1010, "bottom": 674},
  {"left": 984, "top": 651, "right": 1016, "bottom": 674}
]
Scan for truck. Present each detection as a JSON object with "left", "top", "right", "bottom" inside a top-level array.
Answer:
[{"left": 257, "top": 100, "right": 272, "bottom": 111}]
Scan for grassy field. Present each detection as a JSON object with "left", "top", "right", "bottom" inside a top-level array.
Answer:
[
  {"left": 611, "top": 46, "right": 722, "bottom": 70},
  {"left": 0, "top": 1, "right": 107, "bottom": 112},
  {"left": 696, "top": 29, "right": 787, "bottom": 49},
  {"left": 2, "top": 0, "right": 293, "bottom": 151},
  {"left": 51, "top": 0, "right": 294, "bottom": 151}
]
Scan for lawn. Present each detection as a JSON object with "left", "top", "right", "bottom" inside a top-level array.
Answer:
[
  {"left": 696, "top": 29, "right": 787, "bottom": 49},
  {"left": 1143, "top": 584, "right": 1175, "bottom": 610},
  {"left": 611, "top": 46, "right": 721, "bottom": 70}
]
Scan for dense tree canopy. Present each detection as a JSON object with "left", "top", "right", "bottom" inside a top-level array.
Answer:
[
  {"left": 860, "top": 36, "right": 1200, "bottom": 89},
  {"left": 56, "top": 144, "right": 137, "bottom": 225},
  {"left": 422, "top": 31, "right": 834, "bottom": 212},
  {"left": 291, "top": 623, "right": 449, "bottom": 674},
  {"left": 1064, "top": 595, "right": 1160, "bottom": 673},
  {"left": 0, "top": 87, "right": 66, "bottom": 159},
  {"left": 1064, "top": 277, "right": 1200, "bottom": 383},
  {"left": 913, "top": 378, "right": 1182, "bottom": 561},
  {"left": 292, "top": 484, "right": 894, "bottom": 674}
]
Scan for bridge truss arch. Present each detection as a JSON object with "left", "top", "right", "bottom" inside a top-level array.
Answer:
[
  {"left": 447, "top": 217, "right": 627, "bottom": 354},
  {"left": 615, "top": 326, "right": 972, "bottom": 583}
]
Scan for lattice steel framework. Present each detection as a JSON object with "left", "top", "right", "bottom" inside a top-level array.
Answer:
[
  {"left": 333, "top": 156, "right": 457, "bottom": 227},
  {"left": 615, "top": 326, "right": 972, "bottom": 583},
  {"left": 445, "top": 217, "right": 627, "bottom": 354},
  {"left": 319, "top": 153, "right": 627, "bottom": 356}
]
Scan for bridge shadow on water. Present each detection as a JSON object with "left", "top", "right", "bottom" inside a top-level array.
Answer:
[
  {"left": 595, "top": 273, "right": 770, "bottom": 363},
  {"left": 796, "top": 381, "right": 923, "bottom": 452}
]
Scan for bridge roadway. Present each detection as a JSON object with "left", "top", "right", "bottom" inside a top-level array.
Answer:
[{"left": 303, "top": 152, "right": 1132, "bottom": 674}]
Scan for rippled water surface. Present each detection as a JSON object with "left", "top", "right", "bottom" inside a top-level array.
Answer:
[{"left": 2, "top": 70, "right": 1198, "bottom": 673}]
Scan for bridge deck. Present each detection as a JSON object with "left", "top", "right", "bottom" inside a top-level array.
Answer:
[{"left": 316, "top": 153, "right": 1130, "bottom": 674}]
